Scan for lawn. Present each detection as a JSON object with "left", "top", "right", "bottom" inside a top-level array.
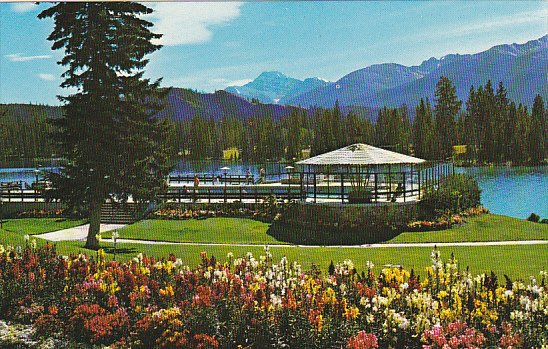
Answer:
[
  {"left": 47, "top": 239, "right": 548, "bottom": 281},
  {"left": 104, "top": 218, "right": 283, "bottom": 244},
  {"left": 1, "top": 214, "right": 546, "bottom": 280},
  {"left": 386, "top": 214, "right": 548, "bottom": 243},
  {"left": 0, "top": 218, "right": 85, "bottom": 247},
  {"left": 0, "top": 218, "right": 85, "bottom": 236},
  {"left": 101, "top": 214, "right": 547, "bottom": 245}
]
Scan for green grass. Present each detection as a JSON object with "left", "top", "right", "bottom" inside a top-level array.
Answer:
[
  {"left": 37, "top": 240, "right": 548, "bottom": 281},
  {"left": 103, "top": 214, "right": 547, "bottom": 245},
  {"left": 386, "top": 214, "right": 548, "bottom": 243},
  {"left": 0, "top": 218, "right": 85, "bottom": 248},
  {"left": 1, "top": 215, "right": 546, "bottom": 280},
  {"left": 0, "top": 218, "right": 85, "bottom": 236},
  {"left": 105, "top": 218, "right": 283, "bottom": 245}
]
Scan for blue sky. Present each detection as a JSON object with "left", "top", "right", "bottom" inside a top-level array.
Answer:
[{"left": 1, "top": 1, "right": 546, "bottom": 105}]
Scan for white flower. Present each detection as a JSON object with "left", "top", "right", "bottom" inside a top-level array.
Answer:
[
  {"left": 111, "top": 230, "right": 119, "bottom": 242},
  {"left": 31, "top": 239, "right": 37, "bottom": 250},
  {"left": 227, "top": 252, "right": 234, "bottom": 260},
  {"left": 174, "top": 258, "right": 183, "bottom": 268},
  {"left": 24, "top": 234, "right": 30, "bottom": 242},
  {"left": 366, "top": 260, "right": 375, "bottom": 270},
  {"left": 270, "top": 294, "right": 282, "bottom": 308}
]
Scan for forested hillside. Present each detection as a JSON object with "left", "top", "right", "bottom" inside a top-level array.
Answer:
[{"left": 1, "top": 78, "right": 545, "bottom": 165}]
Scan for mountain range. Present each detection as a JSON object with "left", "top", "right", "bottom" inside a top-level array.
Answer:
[
  {"left": 226, "top": 35, "right": 548, "bottom": 109},
  {"left": 3, "top": 36, "right": 545, "bottom": 126}
]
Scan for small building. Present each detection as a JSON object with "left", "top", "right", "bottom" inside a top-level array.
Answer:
[{"left": 295, "top": 143, "right": 453, "bottom": 204}]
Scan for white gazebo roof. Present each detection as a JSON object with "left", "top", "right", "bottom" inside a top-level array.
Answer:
[{"left": 296, "top": 143, "right": 426, "bottom": 166}]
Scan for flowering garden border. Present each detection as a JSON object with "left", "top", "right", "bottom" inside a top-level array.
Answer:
[{"left": 0, "top": 242, "right": 546, "bottom": 348}]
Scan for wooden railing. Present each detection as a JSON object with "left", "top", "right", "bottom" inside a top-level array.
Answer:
[{"left": 168, "top": 174, "right": 255, "bottom": 185}]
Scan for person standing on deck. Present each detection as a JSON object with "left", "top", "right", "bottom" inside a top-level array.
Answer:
[
  {"left": 258, "top": 168, "right": 266, "bottom": 184},
  {"left": 193, "top": 175, "right": 200, "bottom": 202},
  {"left": 245, "top": 169, "right": 251, "bottom": 185}
]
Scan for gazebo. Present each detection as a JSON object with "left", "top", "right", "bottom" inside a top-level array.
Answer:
[{"left": 295, "top": 143, "right": 452, "bottom": 204}]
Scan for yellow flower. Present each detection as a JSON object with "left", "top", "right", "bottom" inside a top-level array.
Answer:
[
  {"left": 317, "top": 314, "right": 323, "bottom": 332},
  {"left": 345, "top": 306, "right": 360, "bottom": 320},
  {"left": 160, "top": 285, "right": 175, "bottom": 298},
  {"left": 323, "top": 287, "right": 336, "bottom": 304}
]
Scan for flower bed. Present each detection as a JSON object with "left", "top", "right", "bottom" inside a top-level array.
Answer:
[
  {"left": 15, "top": 208, "right": 67, "bottom": 219},
  {"left": 407, "top": 206, "right": 489, "bottom": 232},
  {"left": 151, "top": 196, "right": 289, "bottom": 223},
  {"left": 0, "top": 243, "right": 546, "bottom": 348}
]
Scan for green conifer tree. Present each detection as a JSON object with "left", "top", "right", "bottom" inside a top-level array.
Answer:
[
  {"left": 39, "top": 3, "right": 173, "bottom": 249},
  {"left": 433, "top": 77, "right": 461, "bottom": 160}
]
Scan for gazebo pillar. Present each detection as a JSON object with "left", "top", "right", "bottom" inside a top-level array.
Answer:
[
  {"left": 313, "top": 173, "right": 317, "bottom": 203},
  {"left": 327, "top": 166, "right": 330, "bottom": 198},
  {"left": 418, "top": 168, "right": 421, "bottom": 199},
  {"left": 340, "top": 173, "right": 344, "bottom": 203},
  {"left": 374, "top": 173, "right": 378, "bottom": 203},
  {"left": 403, "top": 172, "right": 406, "bottom": 202},
  {"left": 388, "top": 165, "right": 392, "bottom": 202}
]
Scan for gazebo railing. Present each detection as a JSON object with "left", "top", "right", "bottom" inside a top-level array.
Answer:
[{"left": 299, "top": 161, "right": 454, "bottom": 203}]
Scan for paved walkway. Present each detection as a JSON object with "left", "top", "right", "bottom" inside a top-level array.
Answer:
[
  {"left": 105, "top": 238, "right": 548, "bottom": 248},
  {"left": 35, "top": 224, "right": 126, "bottom": 241}
]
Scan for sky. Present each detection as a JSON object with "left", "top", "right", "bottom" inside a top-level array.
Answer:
[{"left": 0, "top": 1, "right": 546, "bottom": 105}]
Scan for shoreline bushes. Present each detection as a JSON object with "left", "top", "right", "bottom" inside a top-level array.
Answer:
[{"left": 420, "top": 174, "right": 481, "bottom": 219}]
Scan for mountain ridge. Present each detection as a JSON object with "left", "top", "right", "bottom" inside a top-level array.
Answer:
[
  {"left": 229, "top": 35, "right": 547, "bottom": 109},
  {"left": 225, "top": 71, "right": 330, "bottom": 104}
]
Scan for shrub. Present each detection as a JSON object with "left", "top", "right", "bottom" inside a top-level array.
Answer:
[
  {"left": 527, "top": 213, "right": 540, "bottom": 223},
  {"left": 420, "top": 174, "right": 481, "bottom": 218}
]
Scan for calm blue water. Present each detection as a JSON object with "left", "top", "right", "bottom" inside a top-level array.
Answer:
[
  {"left": 456, "top": 166, "right": 547, "bottom": 219},
  {"left": 1, "top": 160, "right": 546, "bottom": 219}
]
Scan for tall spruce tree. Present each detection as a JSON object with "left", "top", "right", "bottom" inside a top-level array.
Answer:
[
  {"left": 433, "top": 76, "right": 461, "bottom": 160},
  {"left": 478, "top": 80, "right": 497, "bottom": 163},
  {"left": 511, "top": 103, "right": 530, "bottom": 164},
  {"left": 413, "top": 98, "right": 435, "bottom": 159},
  {"left": 495, "top": 81, "right": 510, "bottom": 162},
  {"left": 39, "top": 3, "right": 173, "bottom": 249},
  {"left": 529, "top": 95, "right": 546, "bottom": 164}
]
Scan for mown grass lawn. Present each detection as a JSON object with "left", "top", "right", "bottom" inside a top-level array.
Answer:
[
  {"left": 386, "top": 214, "right": 548, "bottom": 243},
  {"left": 105, "top": 218, "right": 283, "bottom": 245},
  {"left": 1, "top": 214, "right": 546, "bottom": 280},
  {"left": 0, "top": 218, "right": 86, "bottom": 235},
  {"left": 0, "top": 218, "right": 85, "bottom": 247},
  {"left": 47, "top": 240, "right": 548, "bottom": 281},
  {"left": 102, "top": 214, "right": 547, "bottom": 245}
]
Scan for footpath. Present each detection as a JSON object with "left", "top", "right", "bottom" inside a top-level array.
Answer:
[{"left": 35, "top": 224, "right": 548, "bottom": 248}]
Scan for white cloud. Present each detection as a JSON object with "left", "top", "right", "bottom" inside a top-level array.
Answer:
[
  {"left": 146, "top": 3, "right": 243, "bottom": 46},
  {"left": 226, "top": 78, "right": 252, "bottom": 87},
  {"left": 408, "top": 9, "right": 547, "bottom": 43},
  {"left": 6, "top": 53, "right": 52, "bottom": 62},
  {"left": 443, "top": 9, "right": 547, "bottom": 37},
  {"left": 38, "top": 73, "right": 55, "bottom": 81},
  {"left": 11, "top": 3, "right": 38, "bottom": 13}
]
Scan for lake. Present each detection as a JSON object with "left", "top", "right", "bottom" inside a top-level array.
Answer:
[
  {"left": 456, "top": 166, "right": 547, "bottom": 220},
  {"left": 1, "top": 159, "right": 546, "bottom": 220}
]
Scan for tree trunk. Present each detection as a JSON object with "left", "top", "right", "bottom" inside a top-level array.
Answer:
[{"left": 85, "top": 199, "right": 102, "bottom": 250}]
